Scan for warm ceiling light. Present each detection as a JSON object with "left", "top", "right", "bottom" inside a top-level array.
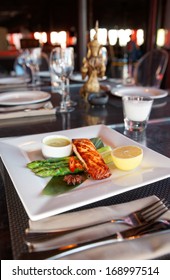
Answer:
[
  {"left": 156, "top": 29, "right": 166, "bottom": 47},
  {"left": 50, "top": 31, "right": 58, "bottom": 45},
  {"left": 34, "top": 32, "right": 47, "bottom": 44},
  {"left": 41, "top": 32, "right": 47, "bottom": 44},
  {"left": 108, "top": 29, "right": 132, "bottom": 46},
  {"left": 108, "top": 29, "right": 118, "bottom": 45},
  {"left": 50, "top": 31, "right": 67, "bottom": 47},
  {"left": 125, "top": 29, "right": 133, "bottom": 42},
  {"left": 98, "top": 28, "right": 107, "bottom": 45},
  {"left": 90, "top": 28, "right": 107, "bottom": 45},
  {"left": 118, "top": 29, "right": 132, "bottom": 46},
  {"left": 34, "top": 32, "right": 41, "bottom": 40},
  {"left": 136, "top": 29, "right": 144, "bottom": 46},
  {"left": 58, "top": 31, "right": 67, "bottom": 48}
]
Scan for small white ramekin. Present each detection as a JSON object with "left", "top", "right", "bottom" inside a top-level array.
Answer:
[{"left": 42, "top": 134, "right": 73, "bottom": 158}]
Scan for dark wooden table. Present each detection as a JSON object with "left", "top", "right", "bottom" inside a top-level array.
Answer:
[{"left": 0, "top": 81, "right": 170, "bottom": 259}]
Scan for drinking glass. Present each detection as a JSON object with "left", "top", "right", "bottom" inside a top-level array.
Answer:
[
  {"left": 122, "top": 95, "right": 153, "bottom": 132},
  {"left": 50, "top": 47, "right": 76, "bottom": 113},
  {"left": 24, "top": 48, "right": 41, "bottom": 86}
]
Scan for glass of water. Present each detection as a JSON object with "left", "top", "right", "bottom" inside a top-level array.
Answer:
[{"left": 122, "top": 95, "right": 153, "bottom": 132}]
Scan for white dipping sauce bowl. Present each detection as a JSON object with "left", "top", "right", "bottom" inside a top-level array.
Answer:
[{"left": 42, "top": 135, "right": 73, "bottom": 158}]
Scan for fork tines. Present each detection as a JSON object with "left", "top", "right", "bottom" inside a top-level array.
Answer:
[{"left": 141, "top": 198, "right": 169, "bottom": 222}]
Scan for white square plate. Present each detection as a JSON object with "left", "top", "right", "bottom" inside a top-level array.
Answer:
[{"left": 0, "top": 124, "right": 170, "bottom": 221}]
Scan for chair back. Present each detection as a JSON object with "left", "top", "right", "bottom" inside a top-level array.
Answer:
[{"left": 133, "top": 48, "right": 169, "bottom": 88}]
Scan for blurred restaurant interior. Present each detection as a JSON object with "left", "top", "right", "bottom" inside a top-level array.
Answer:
[{"left": 0, "top": 0, "right": 170, "bottom": 86}]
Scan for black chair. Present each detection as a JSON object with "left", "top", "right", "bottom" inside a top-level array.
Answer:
[{"left": 133, "top": 48, "right": 169, "bottom": 88}]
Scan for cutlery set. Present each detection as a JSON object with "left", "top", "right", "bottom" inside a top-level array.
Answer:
[
  {"left": 24, "top": 198, "right": 170, "bottom": 259},
  {"left": 46, "top": 219, "right": 170, "bottom": 260},
  {"left": 25, "top": 199, "right": 168, "bottom": 238}
]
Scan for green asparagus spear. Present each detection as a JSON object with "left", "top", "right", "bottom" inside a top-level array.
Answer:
[
  {"left": 31, "top": 162, "right": 68, "bottom": 173},
  {"left": 27, "top": 157, "right": 70, "bottom": 169},
  {"left": 36, "top": 167, "right": 83, "bottom": 178}
]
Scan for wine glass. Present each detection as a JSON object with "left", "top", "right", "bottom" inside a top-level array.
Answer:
[
  {"left": 63, "top": 48, "right": 77, "bottom": 107},
  {"left": 50, "top": 47, "right": 75, "bottom": 113},
  {"left": 24, "top": 48, "right": 41, "bottom": 86}
]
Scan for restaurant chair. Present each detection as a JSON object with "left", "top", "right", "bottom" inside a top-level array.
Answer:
[{"left": 133, "top": 48, "right": 169, "bottom": 88}]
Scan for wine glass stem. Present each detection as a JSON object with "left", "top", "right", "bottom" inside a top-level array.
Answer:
[
  {"left": 65, "top": 77, "right": 71, "bottom": 103},
  {"left": 30, "top": 64, "right": 39, "bottom": 85},
  {"left": 60, "top": 77, "right": 67, "bottom": 110}
]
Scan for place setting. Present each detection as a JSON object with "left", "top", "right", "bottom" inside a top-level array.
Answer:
[
  {"left": 0, "top": 76, "right": 29, "bottom": 85},
  {"left": 22, "top": 196, "right": 170, "bottom": 260},
  {"left": 0, "top": 90, "right": 56, "bottom": 119},
  {"left": 0, "top": 75, "right": 31, "bottom": 91},
  {"left": 1, "top": 122, "right": 169, "bottom": 259}
]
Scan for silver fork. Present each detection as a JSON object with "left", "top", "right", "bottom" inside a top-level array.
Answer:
[{"left": 25, "top": 198, "right": 169, "bottom": 242}]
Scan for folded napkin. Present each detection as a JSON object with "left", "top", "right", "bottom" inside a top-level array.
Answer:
[
  {"left": 0, "top": 77, "right": 30, "bottom": 90},
  {"left": 28, "top": 196, "right": 170, "bottom": 260},
  {"left": 0, "top": 84, "right": 28, "bottom": 91},
  {"left": 0, "top": 102, "right": 56, "bottom": 119}
]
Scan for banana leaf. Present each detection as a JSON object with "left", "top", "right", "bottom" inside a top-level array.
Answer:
[
  {"left": 42, "top": 174, "right": 87, "bottom": 196},
  {"left": 90, "top": 137, "right": 104, "bottom": 149}
]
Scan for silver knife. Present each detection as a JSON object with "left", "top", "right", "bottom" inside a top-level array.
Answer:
[
  {"left": 25, "top": 220, "right": 170, "bottom": 260},
  {"left": 47, "top": 220, "right": 170, "bottom": 259}
]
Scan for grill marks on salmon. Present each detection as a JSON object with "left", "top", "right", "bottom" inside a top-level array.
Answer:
[{"left": 72, "top": 138, "right": 111, "bottom": 180}]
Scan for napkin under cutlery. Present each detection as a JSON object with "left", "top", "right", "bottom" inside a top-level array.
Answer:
[
  {"left": 0, "top": 101, "right": 56, "bottom": 119},
  {"left": 28, "top": 196, "right": 170, "bottom": 260}
]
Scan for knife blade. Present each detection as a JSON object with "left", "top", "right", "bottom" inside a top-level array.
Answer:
[
  {"left": 25, "top": 220, "right": 170, "bottom": 260},
  {"left": 47, "top": 220, "right": 170, "bottom": 260}
]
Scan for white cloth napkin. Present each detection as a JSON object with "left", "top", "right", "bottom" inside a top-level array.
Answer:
[
  {"left": 28, "top": 196, "right": 170, "bottom": 260},
  {"left": 0, "top": 102, "right": 55, "bottom": 119}
]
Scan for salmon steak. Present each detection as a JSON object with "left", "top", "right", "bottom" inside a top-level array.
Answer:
[{"left": 72, "top": 138, "right": 111, "bottom": 180}]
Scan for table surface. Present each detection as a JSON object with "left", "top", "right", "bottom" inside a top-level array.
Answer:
[{"left": 0, "top": 79, "right": 170, "bottom": 260}]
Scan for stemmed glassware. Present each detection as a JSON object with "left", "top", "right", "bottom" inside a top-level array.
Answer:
[
  {"left": 24, "top": 48, "right": 41, "bottom": 86},
  {"left": 50, "top": 47, "right": 76, "bottom": 113}
]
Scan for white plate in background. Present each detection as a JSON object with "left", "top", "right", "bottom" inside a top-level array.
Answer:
[
  {"left": 111, "top": 86, "right": 168, "bottom": 99},
  {"left": 0, "top": 124, "right": 170, "bottom": 221},
  {"left": 0, "top": 91, "right": 51, "bottom": 106},
  {"left": 0, "top": 77, "right": 28, "bottom": 84}
]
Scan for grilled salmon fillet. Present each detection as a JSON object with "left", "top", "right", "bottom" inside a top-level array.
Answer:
[{"left": 72, "top": 138, "right": 111, "bottom": 180}]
